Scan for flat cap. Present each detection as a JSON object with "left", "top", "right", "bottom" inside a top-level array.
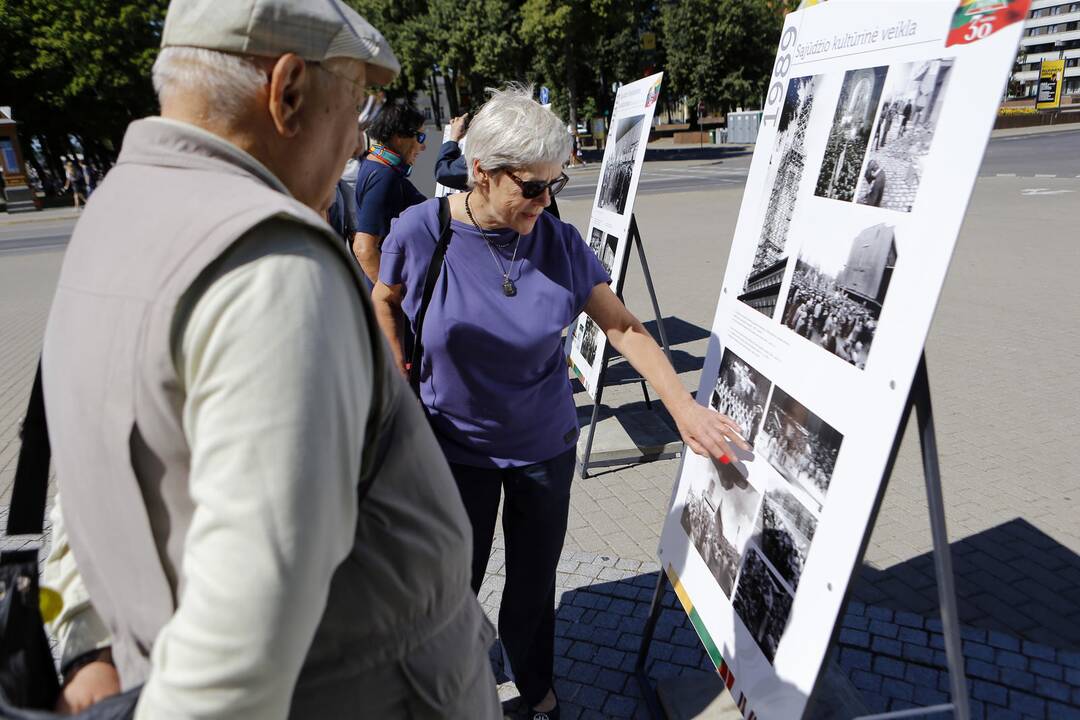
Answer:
[{"left": 162, "top": 0, "right": 400, "bottom": 85}]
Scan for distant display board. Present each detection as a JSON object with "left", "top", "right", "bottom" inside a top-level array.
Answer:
[
  {"left": 569, "top": 72, "right": 663, "bottom": 397},
  {"left": 1037, "top": 58, "right": 1065, "bottom": 110}
]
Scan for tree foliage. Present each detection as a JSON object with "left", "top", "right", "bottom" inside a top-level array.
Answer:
[
  {"left": 661, "top": 0, "right": 786, "bottom": 119},
  {"left": 1, "top": 0, "right": 166, "bottom": 178},
  {"left": 0, "top": 0, "right": 793, "bottom": 188}
]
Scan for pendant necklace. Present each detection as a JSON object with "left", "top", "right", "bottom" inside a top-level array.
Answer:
[{"left": 465, "top": 192, "right": 521, "bottom": 297}]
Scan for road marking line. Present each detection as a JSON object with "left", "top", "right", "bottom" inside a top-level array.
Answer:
[
  {"left": 1034, "top": 174, "right": 1057, "bottom": 178},
  {"left": 995, "top": 173, "right": 1016, "bottom": 177}
]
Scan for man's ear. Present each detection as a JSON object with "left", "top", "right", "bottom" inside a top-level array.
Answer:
[{"left": 268, "top": 54, "right": 308, "bottom": 138}]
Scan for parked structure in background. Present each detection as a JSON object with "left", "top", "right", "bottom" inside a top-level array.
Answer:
[
  {"left": 1010, "top": 0, "right": 1080, "bottom": 103},
  {"left": 0, "top": 107, "right": 36, "bottom": 214}
]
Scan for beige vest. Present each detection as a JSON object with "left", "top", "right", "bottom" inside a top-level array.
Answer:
[{"left": 42, "top": 119, "right": 486, "bottom": 705}]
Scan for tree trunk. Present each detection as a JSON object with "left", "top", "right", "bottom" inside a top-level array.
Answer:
[
  {"left": 564, "top": 37, "right": 577, "bottom": 127},
  {"left": 445, "top": 68, "right": 461, "bottom": 118}
]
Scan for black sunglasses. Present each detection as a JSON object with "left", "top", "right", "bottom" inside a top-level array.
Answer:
[
  {"left": 505, "top": 170, "right": 570, "bottom": 199},
  {"left": 414, "top": 131, "right": 427, "bottom": 144}
]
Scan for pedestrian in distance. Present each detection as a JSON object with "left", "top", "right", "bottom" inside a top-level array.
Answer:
[
  {"left": 61, "top": 158, "right": 85, "bottom": 210},
  {"left": 40, "top": 1, "right": 499, "bottom": 717},
  {"left": 371, "top": 84, "right": 749, "bottom": 720},
  {"left": 352, "top": 101, "right": 428, "bottom": 287}
]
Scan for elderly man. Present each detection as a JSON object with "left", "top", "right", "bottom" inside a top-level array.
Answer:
[{"left": 40, "top": 1, "right": 499, "bottom": 718}]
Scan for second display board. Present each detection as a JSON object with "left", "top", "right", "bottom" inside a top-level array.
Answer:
[{"left": 568, "top": 73, "right": 663, "bottom": 398}]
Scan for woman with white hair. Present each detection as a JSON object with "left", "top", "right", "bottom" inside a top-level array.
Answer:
[{"left": 372, "top": 86, "right": 747, "bottom": 719}]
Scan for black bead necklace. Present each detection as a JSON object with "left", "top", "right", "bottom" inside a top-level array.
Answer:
[{"left": 465, "top": 191, "right": 521, "bottom": 297}]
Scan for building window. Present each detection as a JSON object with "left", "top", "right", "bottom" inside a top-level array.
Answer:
[
  {"left": 1066, "top": 78, "right": 1080, "bottom": 94},
  {"left": 1067, "top": 57, "right": 1080, "bottom": 67}
]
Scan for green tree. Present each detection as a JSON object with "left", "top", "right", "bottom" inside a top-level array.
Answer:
[
  {"left": 426, "top": 0, "right": 525, "bottom": 115},
  {"left": 0, "top": 0, "right": 166, "bottom": 179},
  {"left": 661, "top": 0, "right": 786, "bottom": 119}
]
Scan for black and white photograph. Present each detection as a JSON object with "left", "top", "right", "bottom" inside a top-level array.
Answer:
[
  {"left": 815, "top": 66, "right": 889, "bottom": 202},
  {"left": 732, "top": 548, "right": 794, "bottom": 663},
  {"left": 739, "top": 75, "right": 820, "bottom": 318},
  {"left": 856, "top": 58, "right": 954, "bottom": 212},
  {"left": 709, "top": 349, "right": 772, "bottom": 445},
  {"left": 755, "top": 489, "right": 818, "bottom": 591},
  {"left": 756, "top": 385, "right": 844, "bottom": 507},
  {"left": 680, "top": 459, "right": 762, "bottom": 596},
  {"left": 597, "top": 114, "right": 645, "bottom": 215},
  {"left": 781, "top": 223, "right": 896, "bottom": 369},
  {"left": 586, "top": 228, "right": 619, "bottom": 275},
  {"left": 578, "top": 315, "right": 600, "bottom": 367}
]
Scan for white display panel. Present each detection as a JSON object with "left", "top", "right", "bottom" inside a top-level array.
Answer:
[
  {"left": 569, "top": 73, "right": 664, "bottom": 397},
  {"left": 655, "top": 2, "right": 1030, "bottom": 718}
]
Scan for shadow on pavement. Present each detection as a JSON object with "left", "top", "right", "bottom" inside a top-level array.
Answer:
[{"left": 850, "top": 518, "right": 1080, "bottom": 649}]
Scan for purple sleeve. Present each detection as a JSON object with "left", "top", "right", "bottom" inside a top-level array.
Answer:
[
  {"left": 564, "top": 223, "right": 611, "bottom": 315},
  {"left": 377, "top": 201, "right": 434, "bottom": 289}
]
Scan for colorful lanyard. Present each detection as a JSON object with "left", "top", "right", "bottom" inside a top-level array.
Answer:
[{"left": 368, "top": 144, "right": 411, "bottom": 177}]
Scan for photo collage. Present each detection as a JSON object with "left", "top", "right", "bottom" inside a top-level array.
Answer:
[
  {"left": 739, "top": 57, "right": 954, "bottom": 369},
  {"left": 573, "top": 227, "right": 622, "bottom": 368},
  {"left": 682, "top": 348, "right": 841, "bottom": 662},
  {"left": 704, "top": 54, "right": 956, "bottom": 666}
]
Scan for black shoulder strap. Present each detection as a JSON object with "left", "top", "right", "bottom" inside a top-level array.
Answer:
[
  {"left": 408, "top": 197, "right": 453, "bottom": 395},
  {"left": 7, "top": 361, "right": 50, "bottom": 536}
]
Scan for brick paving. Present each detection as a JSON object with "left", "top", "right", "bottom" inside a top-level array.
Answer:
[{"left": 2, "top": 168, "right": 1079, "bottom": 717}]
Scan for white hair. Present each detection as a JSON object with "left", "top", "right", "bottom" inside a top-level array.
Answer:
[
  {"left": 152, "top": 47, "right": 268, "bottom": 121},
  {"left": 464, "top": 84, "right": 571, "bottom": 186}
]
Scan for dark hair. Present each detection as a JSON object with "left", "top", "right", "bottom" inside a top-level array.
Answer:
[{"left": 367, "top": 102, "right": 425, "bottom": 145}]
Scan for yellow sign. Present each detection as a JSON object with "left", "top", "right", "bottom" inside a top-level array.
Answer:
[
  {"left": 640, "top": 32, "right": 656, "bottom": 51},
  {"left": 1036, "top": 59, "right": 1065, "bottom": 111}
]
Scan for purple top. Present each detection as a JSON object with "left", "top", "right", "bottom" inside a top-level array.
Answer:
[{"left": 380, "top": 198, "right": 610, "bottom": 468}]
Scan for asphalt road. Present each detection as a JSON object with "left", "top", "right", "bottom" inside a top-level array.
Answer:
[
  {"left": 2, "top": 128, "right": 1076, "bottom": 254},
  {"left": 978, "top": 127, "right": 1080, "bottom": 177},
  {"left": 0, "top": 219, "right": 74, "bottom": 255}
]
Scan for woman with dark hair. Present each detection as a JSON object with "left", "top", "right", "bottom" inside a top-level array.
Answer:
[{"left": 352, "top": 101, "right": 428, "bottom": 285}]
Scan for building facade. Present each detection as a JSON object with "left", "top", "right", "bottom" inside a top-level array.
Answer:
[{"left": 1010, "top": 0, "right": 1080, "bottom": 101}]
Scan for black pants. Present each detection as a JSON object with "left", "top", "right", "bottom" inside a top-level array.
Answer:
[{"left": 449, "top": 449, "right": 575, "bottom": 708}]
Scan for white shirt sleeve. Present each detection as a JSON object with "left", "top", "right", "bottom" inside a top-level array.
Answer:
[
  {"left": 43, "top": 497, "right": 113, "bottom": 668},
  {"left": 135, "top": 223, "right": 373, "bottom": 720}
]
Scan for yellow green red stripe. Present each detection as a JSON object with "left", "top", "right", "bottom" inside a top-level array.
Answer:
[{"left": 666, "top": 564, "right": 725, "bottom": 671}]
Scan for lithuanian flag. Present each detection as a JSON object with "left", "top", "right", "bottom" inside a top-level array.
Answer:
[{"left": 946, "top": 0, "right": 1031, "bottom": 47}]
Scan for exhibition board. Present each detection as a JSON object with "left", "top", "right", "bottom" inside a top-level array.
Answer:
[
  {"left": 569, "top": 72, "right": 664, "bottom": 398},
  {"left": 654, "top": 1, "right": 1031, "bottom": 717}
]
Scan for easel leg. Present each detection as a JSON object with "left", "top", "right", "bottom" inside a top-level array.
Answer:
[
  {"left": 635, "top": 569, "right": 670, "bottom": 720},
  {"left": 912, "top": 357, "right": 970, "bottom": 720},
  {"left": 630, "top": 216, "right": 673, "bottom": 363},
  {"left": 851, "top": 355, "right": 970, "bottom": 720},
  {"left": 578, "top": 354, "right": 609, "bottom": 480}
]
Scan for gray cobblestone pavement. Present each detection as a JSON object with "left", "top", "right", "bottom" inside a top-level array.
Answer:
[{"left": 2, "top": 167, "right": 1078, "bottom": 717}]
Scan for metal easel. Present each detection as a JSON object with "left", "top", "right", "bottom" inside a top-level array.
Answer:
[
  {"left": 634, "top": 354, "right": 971, "bottom": 720},
  {"left": 575, "top": 213, "right": 674, "bottom": 478}
]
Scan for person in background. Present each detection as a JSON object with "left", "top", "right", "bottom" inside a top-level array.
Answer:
[
  {"left": 372, "top": 85, "right": 748, "bottom": 720},
  {"left": 62, "top": 158, "right": 85, "bottom": 210},
  {"left": 79, "top": 159, "right": 95, "bottom": 197},
  {"left": 352, "top": 102, "right": 427, "bottom": 286},
  {"left": 40, "top": 0, "right": 499, "bottom": 716},
  {"left": 435, "top": 112, "right": 561, "bottom": 219}
]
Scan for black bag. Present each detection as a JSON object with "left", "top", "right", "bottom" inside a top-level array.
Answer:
[
  {"left": 408, "top": 196, "right": 454, "bottom": 397},
  {"left": 0, "top": 364, "right": 139, "bottom": 719}
]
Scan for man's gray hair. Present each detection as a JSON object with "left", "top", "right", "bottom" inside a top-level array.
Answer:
[
  {"left": 152, "top": 47, "right": 268, "bottom": 121},
  {"left": 464, "top": 84, "right": 571, "bottom": 186}
]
